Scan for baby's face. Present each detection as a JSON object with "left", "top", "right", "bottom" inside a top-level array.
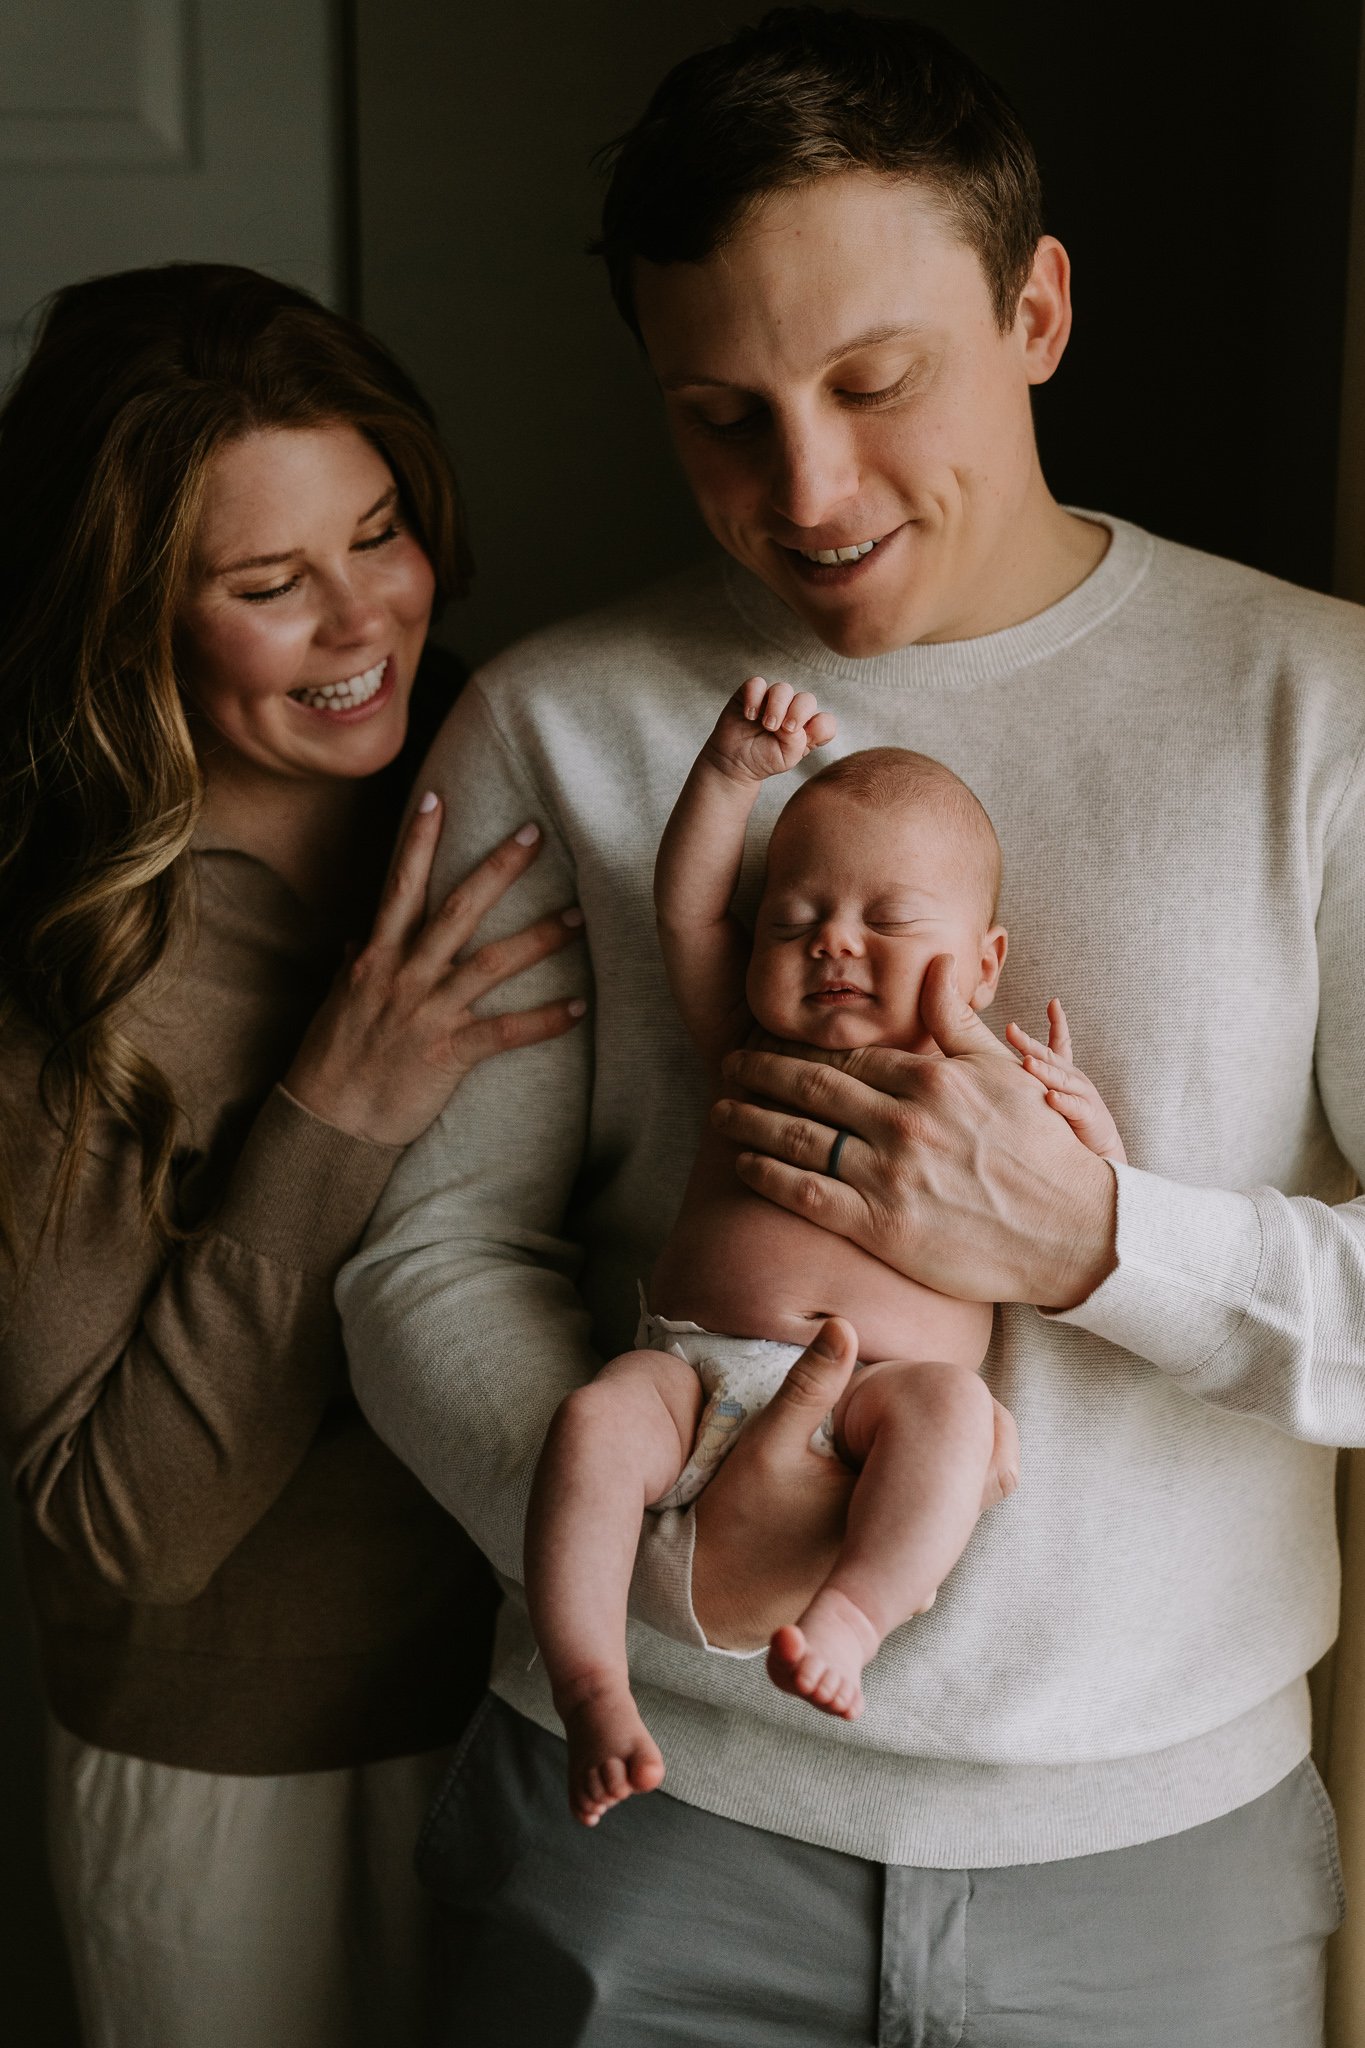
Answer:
[{"left": 747, "top": 789, "right": 1004, "bottom": 1052}]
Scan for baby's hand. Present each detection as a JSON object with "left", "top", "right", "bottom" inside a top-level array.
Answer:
[
  {"left": 703, "top": 676, "right": 837, "bottom": 784},
  {"left": 1006, "top": 1000, "right": 1127, "bottom": 1164}
]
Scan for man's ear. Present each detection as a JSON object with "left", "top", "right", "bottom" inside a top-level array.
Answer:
[
  {"left": 1016, "top": 236, "right": 1072, "bottom": 388},
  {"left": 969, "top": 927, "right": 1009, "bottom": 1011}
]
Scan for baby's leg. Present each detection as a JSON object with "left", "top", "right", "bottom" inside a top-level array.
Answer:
[
  {"left": 768, "top": 1361, "right": 1017, "bottom": 1719},
  {"left": 525, "top": 1350, "right": 702, "bottom": 1824}
]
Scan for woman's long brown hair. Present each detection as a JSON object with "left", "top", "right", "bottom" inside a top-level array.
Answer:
[{"left": 0, "top": 263, "right": 469, "bottom": 1258}]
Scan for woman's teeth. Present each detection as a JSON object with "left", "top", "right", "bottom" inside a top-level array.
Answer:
[
  {"left": 800, "top": 539, "right": 878, "bottom": 565},
  {"left": 290, "top": 658, "right": 388, "bottom": 712}
]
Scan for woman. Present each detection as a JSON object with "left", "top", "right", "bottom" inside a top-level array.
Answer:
[{"left": 0, "top": 263, "right": 584, "bottom": 2047}]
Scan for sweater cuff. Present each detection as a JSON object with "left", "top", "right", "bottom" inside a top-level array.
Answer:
[
  {"left": 628, "top": 1505, "right": 764, "bottom": 1658},
  {"left": 214, "top": 1086, "right": 405, "bottom": 1275},
  {"left": 1048, "top": 1161, "right": 1264, "bottom": 1375}
]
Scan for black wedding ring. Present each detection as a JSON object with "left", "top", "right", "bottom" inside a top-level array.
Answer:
[{"left": 825, "top": 1128, "right": 852, "bottom": 1179}]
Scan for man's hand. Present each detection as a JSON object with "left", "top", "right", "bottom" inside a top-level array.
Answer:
[
  {"left": 691, "top": 1319, "right": 858, "bottom": 1650},
  {"left": 701, "top": 675, "right": 837, "bottom": 786},
  {"left": 710, "top": 955, "right": 1119, "bottom": 1311}
]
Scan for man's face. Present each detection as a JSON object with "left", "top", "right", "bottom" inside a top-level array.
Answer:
[{"left": 636, "top": 171, "right": 1064, "bottom": 655}]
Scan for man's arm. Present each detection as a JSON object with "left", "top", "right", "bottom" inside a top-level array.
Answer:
[
  {"left": 655, "top": 677, "right": 835, "bottom": 1060},
  {"left": 713, "top": 769, "right": 1365, "bottom": 1447},
  {"left": 337, "top": 681, "right": 709, "bottom": 1642}
]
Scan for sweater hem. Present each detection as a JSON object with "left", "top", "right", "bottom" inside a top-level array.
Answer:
[{"left": 492, "top": 1662, "right": 1311, "bottom": 1868}]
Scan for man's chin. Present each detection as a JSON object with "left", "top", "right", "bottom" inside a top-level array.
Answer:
[{"left": 777, "top": 579, "right": 927, "bottom": 659}]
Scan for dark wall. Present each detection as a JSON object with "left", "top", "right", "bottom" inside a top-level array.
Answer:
[{"left": 357, "top": 2, "right": 1362, "bottom": 671}]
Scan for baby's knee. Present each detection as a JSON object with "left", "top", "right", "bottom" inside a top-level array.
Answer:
[{"left": 838, "top": 1358, "right": 996, "bottom": 1457}]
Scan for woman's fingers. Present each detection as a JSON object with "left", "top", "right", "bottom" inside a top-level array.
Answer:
[
  {"left": 452, "top": 995, "right": 586, "bottom": 1071},
  {"left": 367, "top": 790, "right": 444, "bottom": 949},
  {"left": 446, "top": 906, "right": 585, "bottom": 1006},
  {"left": 409, "top": 821, "right": 545, "bottom": 974}
]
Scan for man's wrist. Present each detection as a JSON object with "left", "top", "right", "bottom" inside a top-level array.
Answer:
[{"left": 1036, "top": 1153, "right": 1119, "bottom": 1311}]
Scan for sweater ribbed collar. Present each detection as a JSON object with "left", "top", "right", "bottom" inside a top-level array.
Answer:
[{"left": 722, "top": 512, "right": 1154, "bottom": 689}]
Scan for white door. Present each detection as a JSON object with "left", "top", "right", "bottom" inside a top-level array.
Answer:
[{"left": 0, "top": 0, "right": 342, "bottom": 385}]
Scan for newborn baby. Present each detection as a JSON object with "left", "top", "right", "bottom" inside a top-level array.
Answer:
[{"left": 525, "top": 677, "right": 1124, "bottom": 1826}]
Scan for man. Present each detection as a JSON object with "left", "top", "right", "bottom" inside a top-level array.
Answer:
[{"left": 339, "top": 11, "right": 1363, "bottom": 2041}]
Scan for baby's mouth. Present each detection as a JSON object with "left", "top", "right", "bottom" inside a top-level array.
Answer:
[{"left": 807, "top": 983, "right": 872, "bottom": 1005}]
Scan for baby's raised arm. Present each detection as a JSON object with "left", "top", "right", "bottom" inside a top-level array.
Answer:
[{"left": 655, "top": 678, "right": 835, "bottom": 1061}]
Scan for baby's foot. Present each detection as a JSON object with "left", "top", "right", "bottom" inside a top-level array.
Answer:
[
  {"left": 559, "top": 1680, "right": 665, "bottom": 1827},
  {"left": 767, "top": 1588, "right": 885, "bottom": 1721}
]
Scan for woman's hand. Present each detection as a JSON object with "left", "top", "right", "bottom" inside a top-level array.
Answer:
[
  {"left": 691, "top": 1319, "right": 859, "bottom": 1650},
  {"left": 285, "top": 794, "right": 585, "bottom": 1146},
  {"left": 711, "top": 954, "right": 1118, "bottom": 1312}
]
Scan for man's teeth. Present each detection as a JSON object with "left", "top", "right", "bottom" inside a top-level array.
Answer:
[
  {"left": 290, "top": 658, "right": 387, "bottom": 712},
  {"left": 800, "top": 539, "right": 878, "bottom": 565}
]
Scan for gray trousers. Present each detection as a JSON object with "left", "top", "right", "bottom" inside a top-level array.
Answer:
[{"left": 416, "top": 1695, "right": 1345, "bottom": 2047}]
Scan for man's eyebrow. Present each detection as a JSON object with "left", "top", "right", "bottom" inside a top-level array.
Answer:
[
  {"left": 211, "top": 485, "right": 398, "bottom": 575},
  {"left": 660, "top": 324, "right": 928, "bottom": 392}
]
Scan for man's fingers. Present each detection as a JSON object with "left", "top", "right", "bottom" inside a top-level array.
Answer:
[
  {"left": 410, "top": 822, "right": 545, "bottom": 972},
  {"left": 756, "top": 1316, "right": 859, "bottom": 1438},
  {"left": 713, "top": 1097, "right": 865, "bottom": 1179},
  {"left": 452, "top": 995, "right": 587, "bottom": 1071},
  {"left": 732, "top": 1148, "right": 868, "bottom": 1245},
  {"left": 919, "top": 954, "right": 1015, "bottom": 1061},
  {"left": 445, "top": 907, "right": 584, "bottom": 1007},
  {"left": 368, "top": 791, "right": 443, "bottom": 949},
  {"left": 719, "top": 1046, "right": 896, "bottom": 1137}
]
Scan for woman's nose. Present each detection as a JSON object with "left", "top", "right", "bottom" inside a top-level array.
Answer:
[{"left": 317, "top": 573, "right": 388, "bottom": 648}]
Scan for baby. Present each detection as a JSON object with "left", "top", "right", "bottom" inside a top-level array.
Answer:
[{"left": 525, "top": 677, "right": 1125, "bottom": 1826}]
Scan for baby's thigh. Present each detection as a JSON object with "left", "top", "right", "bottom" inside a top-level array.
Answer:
[
  {"left": 833, "top": 1357, "right": 999, "bottom": 1470},
  {"left": 590, "top": 1348, "right": 704, "bottom": 1467}
]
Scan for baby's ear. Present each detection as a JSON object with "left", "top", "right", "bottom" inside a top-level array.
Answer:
[{"left": 969, "top": 927, "right": 1008, "bottom": 1011}]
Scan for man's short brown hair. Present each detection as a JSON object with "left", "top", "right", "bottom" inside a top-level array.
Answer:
[{"left": 594, "top": 8, "right": 1043, "bottom": 338}]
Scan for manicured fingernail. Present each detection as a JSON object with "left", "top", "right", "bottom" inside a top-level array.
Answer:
[
  {"left": 561, "top": 907, "right": 584, "bottom": 927},
  {"left": 515, "top": 822, "right": 540, "bottom": 845},
  {"left": 418, "top": 790, "right": 438, "bottom": 813},
  {"left": 568, "top": 998, "right": 587, "bottom": 1017}
]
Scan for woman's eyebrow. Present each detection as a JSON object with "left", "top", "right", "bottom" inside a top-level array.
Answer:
[{"left": 211, "top": 487, "right": 398, "bottom": 576}]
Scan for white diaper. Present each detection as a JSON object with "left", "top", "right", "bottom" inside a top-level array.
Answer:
[{"left": 638, "top": 1292, "right": 839, "bottom": 1512}]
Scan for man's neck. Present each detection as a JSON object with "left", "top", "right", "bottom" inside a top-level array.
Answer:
[{"left": 920, "top": 492, "right": 1111, "bottom": 647}]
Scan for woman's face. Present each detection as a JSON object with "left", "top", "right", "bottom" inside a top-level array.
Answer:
[{"left": 177, "top": 422, "right": 436, "bottom": 784}]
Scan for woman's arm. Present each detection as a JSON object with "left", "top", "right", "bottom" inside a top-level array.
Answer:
[
  {"left": 655, "top": 677, "right": 835, "bottom": 1060},
  {"left": 0, "top": 811, "right": 584, "bottom": 1603}
]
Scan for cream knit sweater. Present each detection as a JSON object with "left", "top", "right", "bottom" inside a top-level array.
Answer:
[{"left": 340, "top": 516, "right": 1365, "bottom": 1866}]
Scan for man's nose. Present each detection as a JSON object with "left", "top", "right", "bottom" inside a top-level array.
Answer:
[{"left": 768, "top": 408, "right": 861, "bottom": 533}]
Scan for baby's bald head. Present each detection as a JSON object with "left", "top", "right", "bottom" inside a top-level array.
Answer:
[{"left": 775, "top": 747, "right": 1002, "bottom": 926}]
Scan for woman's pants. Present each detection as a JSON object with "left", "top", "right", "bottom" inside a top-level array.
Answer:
[{"left": 46, "top": 1720, "right": 452, "bottom": 2048}]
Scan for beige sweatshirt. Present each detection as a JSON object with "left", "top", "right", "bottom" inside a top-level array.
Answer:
[
  {"left": 340, "top": 516, "right": 1365, "bottom": 1864},
  {"left": 0, "top": 842, "right": 495, "bottom": 1773}
]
